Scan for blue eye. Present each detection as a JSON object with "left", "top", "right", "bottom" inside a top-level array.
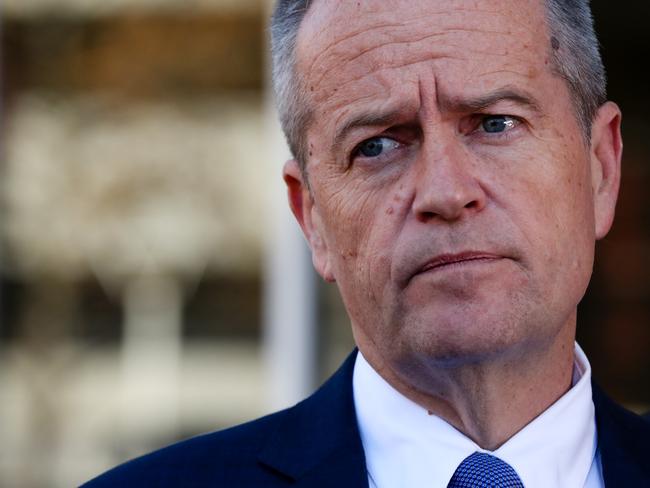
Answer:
[
  {"left": 356, "top": 137, "right": 399, "bottom": 158},
  {"left": 481, "top": 115, "right": 516, "bottom": 133},
  {"left": 359, "top": 138, "right": 385, "bottom": 157}
]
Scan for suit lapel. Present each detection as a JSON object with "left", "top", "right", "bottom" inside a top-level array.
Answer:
[
  {"left": 592, "top": 382, "right": 650, "bottom": 485},
  {"left": 258, "top": 350, "right": 369, "bottom": 487}
]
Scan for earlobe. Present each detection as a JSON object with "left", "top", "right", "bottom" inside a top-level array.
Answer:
[
  {"left": 307, "top": 211, "right": 336, "bottom": 283},
  {"left": 590, "top": 102, "right": 623, "bottom": 240},
  {"left": 282, "top": 160, "right": 335, "bottom": 282}
]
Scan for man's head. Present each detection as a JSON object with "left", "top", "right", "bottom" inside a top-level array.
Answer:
[{"left": 275, "top": 0, "right": 622, "bottom": 379}]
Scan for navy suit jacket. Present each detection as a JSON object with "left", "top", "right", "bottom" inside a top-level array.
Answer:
[{"left": 83, "top": 351, "right": 650, "bottom": 487}]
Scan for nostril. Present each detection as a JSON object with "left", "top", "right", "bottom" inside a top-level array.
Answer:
[{"left": 417, "top": 210, "right": 437, "bottom": 223}]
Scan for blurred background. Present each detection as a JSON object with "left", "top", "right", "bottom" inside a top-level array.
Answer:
[{"left": 0, "top": 0, "right": 648, "bottom": 486}]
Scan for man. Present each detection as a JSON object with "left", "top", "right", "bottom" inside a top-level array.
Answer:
[{"left": 84, "top": 0, "right": 649, "bottom": 486}]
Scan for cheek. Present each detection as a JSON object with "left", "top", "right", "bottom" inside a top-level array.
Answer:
[
  {"left": 319, "top": 180, "right": 409, "bottom": 289},
  {"left": 322, "top": 188, "right": 375, "bottom": 252},
  {"left": 538, "top": 147, "right": 594, "bottom": 238},
  {"left": 316, "top": 163, "right": 406, "bottom": 247},
  {"left": 507, "top": 149, "right": 595, "bottom": 282}
]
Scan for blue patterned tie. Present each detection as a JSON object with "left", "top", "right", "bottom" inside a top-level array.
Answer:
[{"left": 447, "top": 452, "right": 524, "bottom": 487}]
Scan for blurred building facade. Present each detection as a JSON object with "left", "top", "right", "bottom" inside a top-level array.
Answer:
[{"left": 0, "top": 1, "right": 648, "bottom": 487}]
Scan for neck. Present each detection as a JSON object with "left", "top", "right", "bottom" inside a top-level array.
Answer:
[{"left": 359, "top": 317, "right": 576, "bottom": 450}]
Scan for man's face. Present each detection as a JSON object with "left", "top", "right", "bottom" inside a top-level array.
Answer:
[{"left": 286, "top": 0, "right": 621, "bottom": 371}]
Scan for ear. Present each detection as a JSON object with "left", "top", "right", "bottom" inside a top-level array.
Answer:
[
  {"left": 283, "top": 159, "right": 335, "bottom": 282},
  {"left": 590, "top": 101, "right": 623, "bottom": 240}
]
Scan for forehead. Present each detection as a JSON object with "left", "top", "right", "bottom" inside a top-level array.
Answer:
[{"left": 296, "top": 0, "right": 552, "bottom": 123}]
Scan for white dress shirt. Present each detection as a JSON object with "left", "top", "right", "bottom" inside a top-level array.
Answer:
[{"left": 353, "top": 344, "right": 604, "bottom": 488}]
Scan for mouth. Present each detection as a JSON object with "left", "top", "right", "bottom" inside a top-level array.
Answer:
[{"left": 417, "top": 252, "right": 505, "bottom": 275}]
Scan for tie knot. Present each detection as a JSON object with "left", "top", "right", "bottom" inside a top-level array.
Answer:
[{"left": 447, "top": 452, "right": 524, "bottom": 487}]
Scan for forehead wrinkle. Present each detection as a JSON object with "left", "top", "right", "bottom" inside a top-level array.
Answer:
[
  {"left": 340, "top": 26, "right": 513, "bottom": 69},
  {"left": 315, "top": 43, "right": 537, "bottom": 114},
  {"left": 300, "top": 4, "right": 532, "bottom": 93},
  {"left": 462, "top": 69, "right": 545, "bottom": 89},
  {"left": 310, "top": 29, "right": 517, "bottom": 97},
  {"left": 303, "top": 20, "right": 410, "bottom": 84},
  {"left": 312, "top": 42, "right": 545, "bottom": 109},
  {"left": 312, "top": 55, "right": 462, "bottom": 110},
  {"left": 300, "top": 6, "right": 460, "bottom": 68}
]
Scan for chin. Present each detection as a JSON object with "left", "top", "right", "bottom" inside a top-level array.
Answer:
[{"left": 391, "top": 302, "right": 544, "bottom": 368}]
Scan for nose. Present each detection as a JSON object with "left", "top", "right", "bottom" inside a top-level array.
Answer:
[{"left": 412, "top": 142, "right": 487, "bottom": 223}]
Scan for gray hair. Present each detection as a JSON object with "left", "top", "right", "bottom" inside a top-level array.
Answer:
[
  {"left": 545, "top": 0, "right": 607, "bottom": 138},
  {"left": 270, "top": 0, "right": 607, "bottom": 171}
]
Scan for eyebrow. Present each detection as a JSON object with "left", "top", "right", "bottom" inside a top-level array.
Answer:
[
  {"left": 331, "top": 87, "right": 542, "bottom": 151},
  {"left": 438, "top": 88, "right": 543, "bottom": 114},
  {"left": 332, "top": 107, "right": 410, "bottom": 153}
]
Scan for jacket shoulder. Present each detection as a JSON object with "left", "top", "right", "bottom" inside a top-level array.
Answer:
[
  {"left": 592, "top": 382, "right": 650, "bottom": 484},
  {"left": 81, "top": 350, "right": 364, "bottom": 488},
  {"left": 81, "top": 408, "right": 295, "bottom": 488}
]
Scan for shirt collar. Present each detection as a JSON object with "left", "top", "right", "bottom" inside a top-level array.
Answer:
[{"left": 353, "top": 344, "right": 598, "bottom": 488}]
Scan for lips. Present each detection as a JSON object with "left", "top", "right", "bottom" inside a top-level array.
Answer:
[{"left": 417, "top": 252, "right": 504, "bottom": 275}]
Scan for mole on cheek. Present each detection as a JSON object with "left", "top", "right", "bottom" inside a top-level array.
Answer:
[{"left": 386, "top": 207, "right": 395, "bottom": 215}]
